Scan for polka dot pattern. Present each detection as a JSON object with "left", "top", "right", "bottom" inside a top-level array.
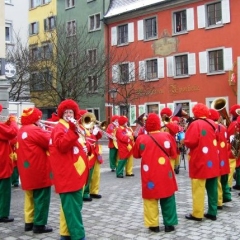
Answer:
[
  {"left": 140, "top": 143, "right": 145, "bottom": 151},
  {"left": 143, "top": 164, "right": 149, "bottom": 171},
  {"left": 22, "top": 132, "right": 27, "bottom": 139},
  {"left": 164, "top": 141, "right": 170, "bottom": 148},
  {"left": 73, "top": 146, "right": 79, "bottom": 154},
  {"left": 24, "top": 160, "right": 30, "bottom": 168},
  {"left": 158, "top": 157, "right": 165, "bottom": 165}
]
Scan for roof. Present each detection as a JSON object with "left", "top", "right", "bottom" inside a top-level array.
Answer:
[{"left": 104, "top": 0, "right": 166, "bottom": 18}]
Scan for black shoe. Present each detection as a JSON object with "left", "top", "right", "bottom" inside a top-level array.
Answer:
[
  {"left": 149, "top": 226, "right": 160, "bottom": 232},
  {"left": 90, "top": 194, "right": 102, "bottom": 199},
  {"left": 204, "top": 213, "right": 216, "bottom": 221},
  {"left": 126, "top": 174, "right": 135, "bottom": 177},
  {"left": 185, "top": 214, "right": 202, "bottom": 221},
  {"left": 165, "top": 225, "right": 175, "bottom": 232},
  {"left": 217, "top": 206, "right": 223, "bottom": 210},
  {"left": 33, "top": 225, "right": 53, "bottom": 234},
  {"left": 13, "top": 184, "right": 19, "bottom": 187},
  {"left": 111, "top": 169, "right": 115, "bottom": 172},
  {"left": 83, "top": 197, "right": 92, "bottom": 202},
  {"left": 117, "top": 175, "right": 123, "bottom": 178},
  {"left": 25, "top": 222, "right": 33, "bottom": 231},
  {"left": 232, "top": 185, "right": 240, "bottom": 190},
  {"left": 238, "top": 193, "right": 240, "bottom": 196},
  {"left": 0, "top": 217, "right": 14, "bottom": 223},
  {"left": 223, "top": 199, "right": 232, "bottom": 203},
  {"left": 60, "top": 236, "right": 71, "bottom": 240}
]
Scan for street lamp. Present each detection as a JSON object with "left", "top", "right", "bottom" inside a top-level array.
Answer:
[{"left": 109, "top": 88, "right": 117, "bottom": 115}]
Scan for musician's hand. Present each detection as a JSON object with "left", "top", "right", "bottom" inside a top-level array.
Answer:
[
  {"left": 83, "top": 146, "right": 88, "bottom": 154},
  {"left": 93, "top": 126, "right": 99, "bottom": 136},
  {"left": 180, "top": 139, "right": 184, "bottom": 145},
  {"left": 8, "top": 115, "right": 17, "bottom": 122},
  {"left": 97, "top": 155, "right": 103, "bottom": 164},
  {"left": 126, "top": 131, "right": 132, "bottom": 137}
]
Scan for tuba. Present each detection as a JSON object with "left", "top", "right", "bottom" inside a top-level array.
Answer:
[
  {"left": 81, "top": 112, "right": 96, "bottom": 129},
  {"left": 211, "top": 98, "right": 231, "bottom": 127}
]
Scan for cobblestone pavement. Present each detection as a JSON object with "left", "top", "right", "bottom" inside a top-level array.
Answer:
[{"left": 1, "top": 143, "right": 240, "bottom": 240}]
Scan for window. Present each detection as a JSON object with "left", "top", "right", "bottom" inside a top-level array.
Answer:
[
  {"left": 87, "top": 108, "right": 99, "bottom": 121},
  {"left": 5, "top": 0, "right": 12, "bottom": 4},
  {"left": 175, "top": 55, "right": 188, "bottom": 76},
  {"left": 30, "top": 0, "right": 41, "bottom": 9},
  {"left": 89, "top": 13, "right": 101, "bottom": 31},
  {"left": 87, "top": 75, "right": 98, "bottom": 93},
  {"left": 30, "top": 47, "right": 39, "bottom": 60},
  {"left": 69, "top": 52, "right": 77, "bottom": 68},
  {"left": 118, "top": 24, "right": 128, "bottom": 45},
  {"left": 30, "top": 73, "right": 42, "bottom": 91},
  {"left": 41, "top": 44, "right": 53, "bottom": 59},
  {"left": 66, "top": 0, "right": 75, "bottom": 8},
  {"left": 88, "top": 49, "right": 97, "bottom": 65},
  {"left": 119, "top": 64, "right": 129, "bottom": 83},
  {"left": 44, "top": 16, "right": 56, "bottom": 31},
  {"left": 174, "top": 10, "right": 186, "bottom": 33},
  {"left": 146, "top": 59, "right": 157, "bottom": 80},
  {"left": 209, "top": 49, "right": 223, "bottom": 72},
  {"left": 29, "top": 22, "right": 39, "bottom": 35},
  {"left": 197, "top": 0, "right": 230, "bottom": 29},
  {"left": 42, "top": 0, "right": 51, "bottom": 4},
  {"left": 146, "top": 104, "right": 159, "bottom": 114},
  {"left": 5, "top": 22, "right": 12, "bottom": 43},
  {"left": 207, "top": 2, "right": 221, "bottom": 26},
  {"left": 145, "top": 17, "right": 157, "bottom": 39},
  {"left": 67, "top": 20, "right": 76, "bottom": 36}
]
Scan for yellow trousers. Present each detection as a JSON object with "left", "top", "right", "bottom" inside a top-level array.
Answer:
[
  {"left": 90, "top": 160, "right": 101, "bottom": 194},
  {"left": 125, "top": 154, "right": 134, "bottom": 175},
  {"left": 24, "top": 190, "right": 34, "bottom": 223},
  {"left": 228, "top": 158, "right": 236, "bottom": 188}
]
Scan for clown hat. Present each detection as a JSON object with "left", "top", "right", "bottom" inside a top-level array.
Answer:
[
  {"left": 111, "top": 115, "right": 119, "bottom": 122},
  {"left": 165, "top": 122, "right": 179, "bottom": 135},
  {"left": 118, "top": 116, "right": 128, "bottom": 126},
  {"left": 57, "top": 99, "right": 79, "bottom": 119},
  {"left": 0, "top": 104, "right": 2, "bottom": 113},
  {"left": 145, "top": 113, "right": 160, "bottom": 132},
  {"left": 160, "top": 108, "right": 172, "bottom": 117},
  {"left": 21, "top": 107, "right": 42, "bottom": 125},
  {"left": 209, "top": 109, "right": 220, "bottom": 121},
  {"left": 192, "top": 103, "right": 209, "bottom": 118},
  {"left": 230, "top": 104, "right": 240, "bottom": 118}
]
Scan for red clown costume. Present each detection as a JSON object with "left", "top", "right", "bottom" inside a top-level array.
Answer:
[
  {"left": 133, "top": 113, "right": 178, "bottom": 233},
  {"left": 106, "top": 115, "right": 119, "bottom": 171},
  {"left": 49, "top": 99, "right": 88, "bottom": 240},
  {"left": 16, "top": 107, "right": 52, "bottom": 233},
  {"left": 227, "top": 104, "right": 240, "bottom": 190},
  {"left": 115, "top": 116, "right": 134, "bottom": 178},
  {"left": 184, "top": 103, "right": 220, "bottom": 221},
  {"left": 208, "top": 108, "right": 231, "bottom": 209},
  {"left": 0, "top": 104, "right": 18, "bottom": 223}
]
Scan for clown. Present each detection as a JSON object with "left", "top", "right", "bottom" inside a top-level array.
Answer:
[
  {"left": 133, "top": 113, "right": 178, "bottom": 233},
  {"left": 184, "top": 103, "right": 220, "bottom": 221},
  {"left": 49, "top": 99, "right": 88, "bottom": 240},
  {"left": 16, "top": 107, "right": 52, "bottom": 233},
  {"left": 0, "top": 104, "right": 18, "bottom": 223}
]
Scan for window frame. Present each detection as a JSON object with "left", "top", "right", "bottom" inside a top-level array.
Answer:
[
  {"left": 87, "top": 75, "right": 98, "bottom": 93},
  {"left": 173, "top": 10, "right": 187, "bottom": 33},
  {"left": 119, "top": 63, "right": 130, "bottom": 84},
  {"left": 87, "top": 49, "right": 97, "bottom": 66},
  {"left": 208, "top": 48, "right": 224, "bottom": 73},
  {"left": 5, "top": 22, "right": 13, "bottom": 43},
  {"left": 146, "top": 59, "right": 158, "bottom": 80},
  {"left": 66, "top": 20, "right": 76, "bottom": 37},
  {"left": 88, "top": 13, "right": 101, "bottom": 32},
  {"left": 65, "top": 0, "right": 75, "bottom": 9},
  {"left": 29, "top": 21, "right": 39, "bottom": 35},
  {"left": 44, "top": 16, "right": 56, "bottom": 31},
  {"left": 117, "top": 24, "right": 128, "bottom": 45},
  {"left": 144, "top": 16, "right": 157, "bottom": 40},
  {"left": 175, "top": 54, "right": 188, "bottom": 76},
  {"left": 207, "top": 1, "right": 222, "bottom": 27}
]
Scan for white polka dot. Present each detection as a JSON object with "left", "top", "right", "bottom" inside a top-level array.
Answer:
[
  {"left": 143, "top": 164, "right": 149, "bottom": 171},
  {"left": 164, "top": 141, "right": 170, "bottom": 148},
  {"left": 49, "top": 139, "right": 52, "bottom": 145},
  {"left": 73, "top": 146, "right": 79, "bottom": 154},
  {"left": 224, "top": 132, "right": 227, "bottom": 138},
  {"left": 202, "top": 146, "right": 208, "bottom": 154},
  {"left": 22, "top": 132, "right": 27, "bottom": 139}
]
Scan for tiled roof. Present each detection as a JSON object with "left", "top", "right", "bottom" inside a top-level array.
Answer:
[{"left": 104, "top": 0, "right": 166, "bottom": 18}]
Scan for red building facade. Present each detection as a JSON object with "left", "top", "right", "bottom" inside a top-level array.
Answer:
[{"left": 104, "top": 0, "right": 239, "bottom": 126}]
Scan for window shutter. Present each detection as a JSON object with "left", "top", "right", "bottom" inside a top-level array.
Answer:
[
  {"left": 138, "top": 104, "right": 145, "bottom": 115},
  {"left": 29, "top": 23, "right": 32, "bottom": 35},
  {"left": 187, "top": 8, "right": 194, "bottom": 31},
  {"left": 199, "top": 51, "right": 207, "bottom": 73},
  {"left": 48, "top": 43, "right": 53, "bottom": 59},
  {"left": 114, "top": 105, "right": 119, "bottom": 115},
  {"left": 166, "top": 56, "right": 174, "bottom": 77},
  {"left": 130, "top": 105, "right": 136, "bottom": 126},
  {"left": 190, "top": 102, "right": 197, "bottom": 117},
  {"left": 197, "top": 5, "right": 206, "bottom": 29},
  {"left": 138, "top": 60, "right": 145, "bottom": 80},
  {"left": 38, "top": 47, "right": 42, "bottom": 60},
  {"left": 167, "top": 103, "right": 175, "bottom": 113},
  {"left": 129, "top": 62, "right": 135, "bottom": 81},
  {"left": 44, "top": 19, "right": 47, "bottom": 31},
  {"left": 111, "top": 26, "right": 117, "bottom": 46},
  {"left": 222, "top": 0, "right": 230, "bottom": 24},
  {"left": 137, "top": 20, "right": 144, "bottom": 40},
  {"left": 112, "top": 65, "right": 119, "bottom": 83},
  {"left": 188, "top": 53, "right": 196, "bottom": 75},
  {"left": 157, "top": 58, "right": 164, "bottom": 79},
  {"left": 224, "top": 48, "right": 232, "bottom": 71},
  {"left": 128, "top": 22, "right": 134, "bottom": 43},
  {"left": 36, "top": 22, "right": 39, "bottom": 34}
]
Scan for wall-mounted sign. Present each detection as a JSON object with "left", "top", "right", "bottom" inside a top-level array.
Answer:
[{"left": 169, "top": 84, "right": 200, "bottom": 94}]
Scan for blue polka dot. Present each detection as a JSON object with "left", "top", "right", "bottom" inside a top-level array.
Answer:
[
  {"left": 147, "top": 181, "right": 155, "bottom": 189},
  {"left": 220, "top": 160, "right": 225, "bottom": 167},
  {"left": 140, "top": 143, "right": 145, "bottom": 150},
  {"left": 207, "top": 160, "right": 213, "bottom": 168}
]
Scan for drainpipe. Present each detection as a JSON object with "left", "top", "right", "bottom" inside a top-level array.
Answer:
[{"left": 237, "top": 57, "right": 240, "bottom": 104}]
